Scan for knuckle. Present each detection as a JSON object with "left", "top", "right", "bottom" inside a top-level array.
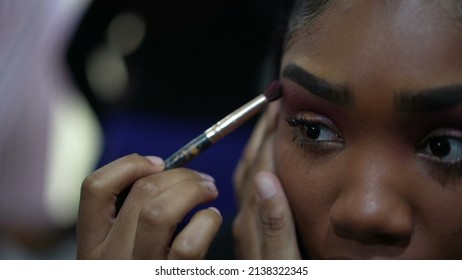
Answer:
[
  {"left": 260, "top": 210, "right": 287, "bottom": 238},
  {"left": 139, "top": 204, "right": 168, "bottom": 227},
  {"left": 118, "top": 153, "right": 153, "bottom": 176},
  {"left": 131, "top": 177, "right": 159, "bottom": 196},
  {"left": 125, "top": 153, "right": 142, "bottom": 162},
  {"left": 122, "top": 153, "right": 145, "bottom": 172},
  {"left": 81, "top": 173, "right": 104, "bottom": 196},
  {"left": 173, "top": 240, "right": 202, "bottom": 260}
]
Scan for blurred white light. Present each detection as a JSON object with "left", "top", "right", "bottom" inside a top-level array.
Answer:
[
  {"left": 85, "top": 45, "right": 128, "bottom": 102},
  {"left": 44, "top": 91, "right": 103, "bottom": 228},
  {"left": 107, "top": 11, "right": 146, "bottom": 55}
]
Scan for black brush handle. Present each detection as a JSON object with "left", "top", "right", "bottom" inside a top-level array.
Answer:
[
  {"left": 164, "top": 133, "right": 212, "bottom": 169},
  {"left": 115, "top": 134, "right": 212, "bottom": 215}
]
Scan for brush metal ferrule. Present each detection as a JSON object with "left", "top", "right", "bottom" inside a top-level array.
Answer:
[{"left": 204, "top": 94, "right": 268, "bottom": 143}]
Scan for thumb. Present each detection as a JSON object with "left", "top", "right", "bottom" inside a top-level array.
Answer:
[{"left": 254, "top": 171, "right": 301, "bottom": 259}]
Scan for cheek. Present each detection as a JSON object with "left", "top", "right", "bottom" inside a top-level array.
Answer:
[
  {"left": 415, "top": 190, "right": 462, "bottom": 258},
  {"left": 273, "top": 119, "right": 340, "bottom": 251}
]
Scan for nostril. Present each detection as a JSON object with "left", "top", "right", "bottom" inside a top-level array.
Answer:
[
  {"left": 371, "top": 234, "right": 410, "bottom": 247},
  {"left": 333, "top": 224, "right": 410, "bottom": 246},
  {"left": 332, "top": 224, "right": 354, "bottom": 239}
]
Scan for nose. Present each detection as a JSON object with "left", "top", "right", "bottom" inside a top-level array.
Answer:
[
  {"left": 329, "top": 157, "right": 413, "bottom": 245},
  {"left": 329, "top": 188, "right": 413, "bottom": 244}
]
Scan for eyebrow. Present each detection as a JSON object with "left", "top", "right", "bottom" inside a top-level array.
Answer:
[
  {"left": 282, "top": 63, "right": 352, "bottom": 105},
  {"left": 395, "top": 85, "right": 462, "bottom": 112}
]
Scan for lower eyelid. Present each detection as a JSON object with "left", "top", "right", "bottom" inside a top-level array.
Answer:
[
  {"left": 291, "top": 126, "right": 344, "bottom": 152},
  {"left": 286, "top": 113, "right": 345, "bottom": 153},
  {"left": 417, "top": 155, "right": 462, "bottom": 186},
  {"left": 415, "top": 136, "right": 462, "bottom": 185}
]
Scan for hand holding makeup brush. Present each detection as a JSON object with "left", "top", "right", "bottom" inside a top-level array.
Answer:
[
  {"left": 76, "top": 81, "right": 281, "bottom": 259},
  {"left": 77, "top": 154, "right": 222, "bottom": 259}
]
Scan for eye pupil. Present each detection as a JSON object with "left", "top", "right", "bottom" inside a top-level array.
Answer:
[
  {"left": 429, "top": 137, "right": 451, "bottom": 157},
  {"left": 304, "top": 124, "right": 321, "bottom": 139}
]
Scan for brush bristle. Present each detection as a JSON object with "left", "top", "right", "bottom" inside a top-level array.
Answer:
[{"left": 263, "top": 80, "right": 281, "bottom": 102}]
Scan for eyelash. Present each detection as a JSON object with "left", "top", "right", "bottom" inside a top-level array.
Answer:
[
  {"left": 287, "top": 115, "right": 462, "bottom": 184},
  {"left": 287, "top": 115, "right": 344, "bottom": 152},
  {"left": 417, "top": 133, "right": 462, "bottom": 184}
]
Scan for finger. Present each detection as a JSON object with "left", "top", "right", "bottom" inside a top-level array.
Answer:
[
  {"left": 168, "top": 207, "right": 222, "bottom": 260},
  {"left": 232, "top": 202, "right": 261, "bottom": 259},
  {"left": 234, "top": 105, "right": 271, "bottom": 188},
  {"left": 232, "top": 105, "right": 279, "bottom": 259},
  {"left": 240, "top": 101, "right": 278, "bottom": 166},
  {"left": 255, "top": 171, "right": 301, "bottom": 259},
  {"left": 235, "top": 112, "right": 277, "bottom": 207},
  {"left": 77, "top": 154, "right": 164, "bottom": 257},
  {"left": 120, "top": 169, "right": 213, "bottom": 216},
  {"left": 234, "top": 102, "right": 280, "bottom": 200},
  {"left": 105, "top": 169, "right": 214, "bottom": 257},
  {"left": 132, "top": 177, "right": 218, "bottom": 259}
]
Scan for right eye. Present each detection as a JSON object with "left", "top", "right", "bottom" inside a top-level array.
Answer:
[{"left": 287, "top": 114, "right": 344, "bottom": 152}]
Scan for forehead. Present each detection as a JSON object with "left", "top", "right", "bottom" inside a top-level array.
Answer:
[{"left": 283, "top": 0, "right": 462, "bottom": 91}]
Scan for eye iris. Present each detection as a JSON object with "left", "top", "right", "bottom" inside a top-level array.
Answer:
[
  {"left": 304, "top": 124, "right": 321, "bottom": 139},
  {"left": 429, "top": 137, "right": 451, "bottom": 157}
]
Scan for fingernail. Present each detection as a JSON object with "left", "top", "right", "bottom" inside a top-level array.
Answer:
[
  {"left": 208, "top": 207, "right": 221, "bottom": 217},
  {"left": 145, "top": 156, "right": 164, "bottom": 166},
  {"left": 255, "top": 172, "right": 278, "bottom": 200},
  {"left": 203, "top": 181, "right": 217, "bottom": 192},
  {"left": 196, "top": 172, "right": 215, "bottom": 183}
]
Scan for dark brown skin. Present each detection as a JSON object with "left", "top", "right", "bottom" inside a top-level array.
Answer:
[
  {"left": 273, "top": 0, "right": 462, "bottom": 259},
  {"left": 77, "top": 154, "right": 222, "bottom": 259},
  {"left": 78, "top": 0, "right": 462, "bottom": 259}
]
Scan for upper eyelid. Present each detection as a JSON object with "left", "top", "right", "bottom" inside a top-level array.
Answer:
[
  {"left": 287, "top": 114, "right": 343, "bottom": 136},
  {"left": 286, "top": 116, "right": 344, "bottom": 143},
  {"left": 287, "top": 112, "right": 334, "bottom": 125},
  {"left": 417, "top": 129, "right": 462, "bottom": 147}
]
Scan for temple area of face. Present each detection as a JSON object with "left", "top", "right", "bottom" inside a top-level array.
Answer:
[{"left": 282, "top": 63, "right": 352, "bottom": 106}]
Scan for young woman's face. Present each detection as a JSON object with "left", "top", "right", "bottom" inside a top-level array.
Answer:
[{"left": 274, "top": 0, "right": 462, "bottom": 259}]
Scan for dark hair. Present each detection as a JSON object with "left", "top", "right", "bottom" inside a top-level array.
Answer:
[
  {"left": 271, "top": 0, "right": 332, "bottom": 75},
  {"left": 285, "top": 0, "right": 332, "bottom": 48}
]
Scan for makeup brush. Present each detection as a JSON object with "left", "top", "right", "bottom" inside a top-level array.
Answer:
[
  {"left": 115, "top": 81, "right": 281, "bottom": 214},
  {"left": 164, "top": 80, "right": 281, "bottom": 169}
]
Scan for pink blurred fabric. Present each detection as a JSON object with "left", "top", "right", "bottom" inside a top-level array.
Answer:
[{"left": 0, "top": 0, "right": 92, "bottom": 231}]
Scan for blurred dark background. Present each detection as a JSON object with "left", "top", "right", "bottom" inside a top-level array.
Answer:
[{"left": 68, "top": 0, "right": 282, "bottom": 117}]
